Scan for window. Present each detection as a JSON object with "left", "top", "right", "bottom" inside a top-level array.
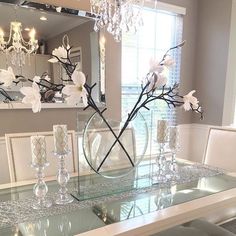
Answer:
[{"left": 121, "top": 6, "right": 184, "bottom": 155}]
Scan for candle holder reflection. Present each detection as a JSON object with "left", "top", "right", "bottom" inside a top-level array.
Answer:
[
  {"left": 58, "top": 215, "right": 72, "bottom": 235},
  {"left": 154, "top": 186, "right": 174, "bottom": 210}
]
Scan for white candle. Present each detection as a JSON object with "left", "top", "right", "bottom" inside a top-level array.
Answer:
[
  {"left": 31, "top": 136, "right": 47, "bottom": 166},
  {"left": 157, "top": 120, "right": 168, "bottom": 143},
  {"left": 169, "top": 126, "right": 178, "bottom": 150},
  {"left": 53, "top": 125, "right": 68, "bottom": 154}
]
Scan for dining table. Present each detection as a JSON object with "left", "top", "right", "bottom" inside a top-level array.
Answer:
[{"left": 1, "top": 158, "right": 236, "bottom": 236}]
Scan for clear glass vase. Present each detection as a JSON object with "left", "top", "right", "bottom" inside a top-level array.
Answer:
[{"left": 82, "top": 111, "right": 148, "bottom": 178}]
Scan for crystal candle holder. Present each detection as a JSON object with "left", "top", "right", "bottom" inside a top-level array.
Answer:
[
  {"left": 54, "top": 151, "right": 74, "bottom": 205},
  {"left": 169, "top": 126, "right": 179, "bottom": 172},
  {"left": 31, "top": 162, "right": 52, "bottom": 210},
  {"left": 152, "top": 120, "right": 169, "bottom": 184}
]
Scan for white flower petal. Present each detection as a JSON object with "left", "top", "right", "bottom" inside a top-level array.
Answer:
[
  {"left": 0, "top": 67, "right": 15, "bottom": 87},
  {"left": 62, "top": 85, "right": 78, "bottom": 96},
  {"left": 48, "top": 58, "right": 58, "bottom": 63},
  {"left": 72, "top": 71, "right": 86, "bottom": 85},
  {"left": 33, "top": 76, "right": 41, "bottom": 83},
  {"left": 163, "top": 56, "right": 175, "bottom": 67},
  {"left": 44, "top": 75, "right": 51, "bottom": 81},
  {"left": 22, "top": 96, "right": 33, "bottom": 104},
  {"left": 32, "top": 100, "right": 41, "bottom": 113},
  {"left": 65, "top": 95, "right": 80, "bottom": 106},
  {"left": 21, "top": 83, "right": 42, "bottom": 113},
  {"left": 20, "top": 87, "right": 33, "bottom": 96},
  {"left": 183, "top": 102, "right": 191, "bottom": 111},
  {"left": 183, "top": 90, "right": 199, "bottom": 111},
  {"left": 32, "top": 82, "right": 40, "bottom": 92}
]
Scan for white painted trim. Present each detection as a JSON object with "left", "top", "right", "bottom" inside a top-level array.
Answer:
[
  {"left": 144, "top": 0, "right": 186, "bottom": 15},
  {"left": 77, "top": 187, "right": 236, "bottom": 236},
  {"left": 0, "top": 102, "right": 104, "bottom": 110},
  {"left": 222, "top": 0, "right": 236, "bottom": 126}
]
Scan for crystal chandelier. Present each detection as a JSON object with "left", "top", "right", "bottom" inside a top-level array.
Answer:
[
  {"left": 0, "top": 22, "right": 38, "bottom": 67},
  {"left": 90, "top": 0, "right": 144, "bottom": 42}
]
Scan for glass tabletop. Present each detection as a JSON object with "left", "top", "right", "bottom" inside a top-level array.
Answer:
[{"left": 1, "top": 161, "right": 236, "bottom": 236}]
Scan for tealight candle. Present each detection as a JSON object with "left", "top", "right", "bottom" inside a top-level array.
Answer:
[
  {"left": 169, "top": 126, "right": 178, "bottom": 150},
  {"left": 31, "top": 136, "right": 47, "bottom": 166},
  {"left": 53, "top": 124, "right": 68, "bottom": 154},
  {"left": 157, "top": 120, "right": 168, "bottom": 143}
]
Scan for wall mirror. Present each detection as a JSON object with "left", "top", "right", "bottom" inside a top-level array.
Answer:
[{"left": 0, "top": 1, "right": 105, "bottom": 106}]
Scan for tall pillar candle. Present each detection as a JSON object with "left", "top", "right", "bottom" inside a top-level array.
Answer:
[
  {"left": 157, "top": 120, "right": 168, "bottom": 143},
  {"left": 169, "top": 126, "right": 178, "bottom": 150},
  {"left": 31, "top": 136, "right": 47, "bottom": 166},
  {"left": 53, "top": 125, "right": 68, "bottom": 154}
]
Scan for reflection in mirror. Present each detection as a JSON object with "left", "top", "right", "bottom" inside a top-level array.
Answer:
[{"left": 0, "top": 1, "right": 105, "bottom": 105}]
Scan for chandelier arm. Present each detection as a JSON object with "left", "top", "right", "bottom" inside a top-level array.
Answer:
[{"left": 5, "top": 24, "right": 13, "bottom": 45}]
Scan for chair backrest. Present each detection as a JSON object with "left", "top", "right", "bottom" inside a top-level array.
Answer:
[
  {"left": 0, "top": 137, "right": 11, "bottom": 184},
  {"left": 5, "top": 131, "right": 78, "bottom": 182},
  {"left": 203, "top": 127, "right": 236, "bottom": 172}
]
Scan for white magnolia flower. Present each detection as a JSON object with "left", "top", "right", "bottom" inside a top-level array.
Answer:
[
  {"left": 20, "top": 82, "right": 42, "bottom": 113},
  {"left": 33, "top": 76, "right": 41, "bottom": 83},
  {"left": 44, "top": 75, "right": 51, "bottom": 81},
  {"left": 0, "top": 67, "right": 15, "bottom": 87},
  {"left": 62, "top": 70, "right": 88, "bottom": 106},
  {"left": 149, "top": 58, "right": 165, "bottom": 73},
  {"left": 48, "top": 46, "right": 67, "bottom": 63},
  {"left": 183, "top": 90, "right": 199, "bottom": 111},
  {"left": 147, "top": 73, "right": 167, "bottom": 92}
]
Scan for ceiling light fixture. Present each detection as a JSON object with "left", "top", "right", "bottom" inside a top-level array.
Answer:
[
  {"left": 90, "top": 0, "right": 144, "bottom": 42},
  {"left": 0, "top": 22, "right": 38, "bottom": 67}
]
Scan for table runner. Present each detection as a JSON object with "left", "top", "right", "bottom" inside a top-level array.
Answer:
[{"left": 0, "top": 163, "right": 224, "bottom": 229}]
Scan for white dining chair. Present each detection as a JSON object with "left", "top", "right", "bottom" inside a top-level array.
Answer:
[
  {"left": 203, "top": 127, "right": 236, "bottom": 172},
  {"left": 195, "top": 127, "right": 236, "bottom": 224},
  {"left": 0, "top": 136, "right": 11, "bottom": 184},
  {"left": 5, "top": 131, "right": 78, "bottom": 182}
]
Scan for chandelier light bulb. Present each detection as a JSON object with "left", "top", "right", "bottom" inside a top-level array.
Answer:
[
  {"left": 100, "top": 36, "right": 106, "bottom": 45},
  {"left": 29, "top": 28, "right": 36, "bottom": 40},
  {"left": 0, "top": 21, "right": 39, "bottom": 67},
  {"left": 0, "top": 28, "right": 4, "bottom": 37}
]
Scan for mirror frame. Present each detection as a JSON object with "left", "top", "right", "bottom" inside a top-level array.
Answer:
[{"left": 0, "top": 0, "right": 106, "bottom": 109}]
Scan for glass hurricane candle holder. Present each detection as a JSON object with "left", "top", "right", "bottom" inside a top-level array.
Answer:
[{"left": 31, "top": 162, "right": 52, "bottom": 210}]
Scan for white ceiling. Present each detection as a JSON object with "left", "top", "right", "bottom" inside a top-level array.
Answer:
[{"left": 0, "top": 3, "right": 91, "bottom": 40}]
